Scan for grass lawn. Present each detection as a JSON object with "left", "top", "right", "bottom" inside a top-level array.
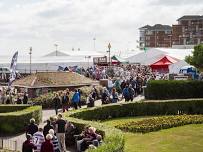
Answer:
[{"left": 103, "top": 117, "right": 203, "bottom": 152}]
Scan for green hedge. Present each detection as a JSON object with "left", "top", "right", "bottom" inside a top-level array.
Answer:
[
  {"left": 65, "top": 116, "right": 124, "bottom": 152},
  {"left": 116, "top": 115, "right": 203, "bottom": 133},
  {"left": 0, "top": 105, "right": 29, "bottom": 113},
  {"left": 0, "top": 106, "right": 42, "bottom": 135},
  {"left": 69, "top": 99, "right": 203, "bottom": 121},
  {"left": 145, "top": 80, "right": 203, "bottom": 100}
]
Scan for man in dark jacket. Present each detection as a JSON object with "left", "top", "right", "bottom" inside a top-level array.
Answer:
[
  {"left": 22, "top": 134, "right": 37, "bottom": 152},
  {"left": 26, "top": 118, "right": 38, "bottom": 136},
  {"left": 23, "top": 92, "right": 28, "bottom": 104},
  {"left": 61, "top": 91, "right": 69, "bottom": 112},
  {"left": 53, "top": 93, "right": 61, "bottom": 115},
  {"left": 43, "top": 120, "right": 54, "bottom": 137}
]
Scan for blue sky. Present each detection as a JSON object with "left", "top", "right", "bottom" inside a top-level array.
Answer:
[{"left": 0, "top": 0, "right": 203, "bottom": 56}]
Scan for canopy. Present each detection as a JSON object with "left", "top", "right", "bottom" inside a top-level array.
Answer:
[
  {"left": 169, "top": 60, "right": 190, "bottom": 74},
  {"left": 111, "top": 55, "right": 128, "bottom": 64},
  {"left": 150, "top": 55, "right": 179, "bottom": 73}
]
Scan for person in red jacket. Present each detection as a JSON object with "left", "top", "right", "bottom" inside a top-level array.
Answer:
[
  {"left": 22, "top": 134, "right": 37, "bottom": 152},
  {"left": 40, "top": 134, "right": 54, "bottom": 152}
]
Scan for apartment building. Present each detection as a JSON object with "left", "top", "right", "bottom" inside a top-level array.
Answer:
[
  {"left": 172, "top": 15, "right": 203, "bottom": 46},
  {"left": 139, "top": 24, "right": 172, "bottom": 49}
]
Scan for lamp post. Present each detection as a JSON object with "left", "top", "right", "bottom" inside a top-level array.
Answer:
[
  {"left": 93, "top": 37, "right": 96, "bottom": 52},
  {"left": 54, "top": 44, "right": 58, "bottom": 56},
  {"left": 107, "top": 43, "right": 111, "bottom": 67},
  {"left": 29, "top": 47, "right": 32, "bottom": 74},
  {"left": 85, "top": 56, "right": 91, "bottom": 68}
]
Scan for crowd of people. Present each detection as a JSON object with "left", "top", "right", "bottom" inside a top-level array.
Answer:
[
  {"left": 0, "top": 88, "right": 28, "bottom": 104},
  {"left": 23, "top": 114, "right": 101, "bottom": 152}
]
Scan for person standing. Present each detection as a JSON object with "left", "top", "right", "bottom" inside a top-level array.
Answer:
[
  {"left": 43, "top": 120, "right": 54, "bottom": 137},
  {"left": 55, "top": 114, "right": 67, "bottom": 152},
  {"left": 78, "top": 89, "right": 82, "bottom": 108},
  {"left": 23, "top": 92, "right": 28, "bottom": 104},
  {"left": 61, "top": 91, "right": 69, "bottom": 112},
  {"left": 111, "top": 88, "right": 119, "bottom": 103},
  {"left": 26, "top": 118, "right": 38, "bottom": 136},
  {"left": 49, "top": 129, "right": 60, "bottom": 152},
  {"left": 33, "top": 127, "right": 45, "bottom": 152},
  {"left": 129, "top": 85, "right": 135, "bottom": 102},
  {"left": 53, "top": 93, "right": 61, "bottom": 115},
  {"left": 22, "top": 134, "right": 37, "bottom": 152},
  {"left": 71, "top": 89, "right": 80, "bottom": 110},
  {"left": 122, "top": 85, "right": 130, "bottom": 102},
  {"left": 40, "top": 134, "right": 54, "bottom": 152}
]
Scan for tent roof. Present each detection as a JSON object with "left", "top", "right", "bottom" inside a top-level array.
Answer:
[
  {"left": 111, "top": 55, "right": 128, "bottom": 63},
  {"left": 151, "top": 55, "right": 179, "bottom": 66},
  {"left": 12, "top": 72, "right": 97, "bottom": 88},
  {"left": 169, "top": 60, "right": 190, "bottom": 73},
  {"left": 44, "top": 51, "right": 70, "bottom": 57}
]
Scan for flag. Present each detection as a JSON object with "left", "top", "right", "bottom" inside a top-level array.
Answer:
[
  {"left": 9, "top": 51, "right": 18, "bottom": 86},
  {"left": 144, "top": 47, "right": 148, "bottom": 53}
]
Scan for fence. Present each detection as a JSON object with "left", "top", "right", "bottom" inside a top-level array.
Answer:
[{"left": 0, "top": 138, "right": 23, "bottom": 151}]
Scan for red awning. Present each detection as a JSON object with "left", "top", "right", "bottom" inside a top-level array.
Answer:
[
  {"left": 150, "top": 55, "right": 179, "bottom": 66},
  {"left": 150, "top": 55, "right": 179, "bottom": 73}
]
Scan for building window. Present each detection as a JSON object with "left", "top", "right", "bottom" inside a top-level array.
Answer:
[
  {"left": 146, "top": 36, "right": 150, "bottom": 40},
  {"left": 165, "top": 31, "right": 171, "bottom": 34}
]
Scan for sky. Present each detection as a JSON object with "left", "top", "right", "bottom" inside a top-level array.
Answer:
[{"left": 0, "top": 0, "right": 203, "bottom": 56}]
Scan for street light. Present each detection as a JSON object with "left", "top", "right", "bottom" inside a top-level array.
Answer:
[
  {"left": 107, "top": 43, "right": 111, "bottom": 67},
  {"left": 29, "top": 47, "right": 32, "bottom": 74},
  {"left": 93, "top": 37, "right": 96, "bottom": 52},
  {"left": 54, "top": 44, "right": 58, "bottom": 56},
  {"left": 85, "top": 56, "right": 91, "bottom": 68}
]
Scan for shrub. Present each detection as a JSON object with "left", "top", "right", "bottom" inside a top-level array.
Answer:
[
  {"left": 116, "top": 115, "right": 203, "bottom": 133},
  {"left": 65, "top": 116, "right": 124, "bottom": 152},
  {"left": 144, "top": 80, "right": 203, "bottom": 100},
  {"left": 69, "top": 99, "right": 203, "bottom": 121},
  {"left": 0, "top": 105, "right": 29, "bottom": 113},
  {"left": 0, "top": 106, "right": 42, "bottom": 136}
]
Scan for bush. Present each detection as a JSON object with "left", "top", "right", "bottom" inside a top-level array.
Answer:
[
  {"left": 145, "top": 80, "right": 203, "bottom": 100},
  {"left": 0, "top": 106, "right": 42, "bottom": 135},
  {"left": 65, "top": 116, "right": 124, "bottom": 152},
  {"left": 116, "top": 115, "right": 203, "bottom": 133},
  {"left": 32, "top": 85, "right": 103, "bottom": 109},
  {"left": 0, "top": 105, "right": 29, "bottom": 113},
  {"left": 69, "top": 99, "right": 203, "bottom": 120}
]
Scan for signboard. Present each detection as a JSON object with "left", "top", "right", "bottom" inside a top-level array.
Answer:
[
  {"left": 93, "top": 56, "right": 107, "bottom": 65},
  {"left": 174, "top": 76, "right": 189, "bottom": 80}
]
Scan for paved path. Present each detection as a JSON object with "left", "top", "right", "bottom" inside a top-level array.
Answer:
[{"left": 0, "top": 95, "right": 144, "bottom": 151}]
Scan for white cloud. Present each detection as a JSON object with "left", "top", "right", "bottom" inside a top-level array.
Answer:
[{"left": 0, "top": 0, "right": 203, "bottom": 56}]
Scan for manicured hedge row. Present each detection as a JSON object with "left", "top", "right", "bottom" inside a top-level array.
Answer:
[
  {"left": 0, "top": 105, "right": 29, "bottom": 113},
  {"left": 144, "top": 80, "right": 203, "bottom": 100},
  {"left": 65, "top": 116, "right": 124, "bottom": 152},
  {"left": 0, "top": 106, "right": 42, "bottom": 135},
  {"left": 116, "top": 115, "right": 203, "bottom": 133},
  {"left": 69, "top": 99, "right": 203, "bottom": 120}
]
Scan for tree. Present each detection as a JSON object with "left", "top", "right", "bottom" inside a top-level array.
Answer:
[{"left": 185, "top": 44, "right": 203, "bottom": 68}]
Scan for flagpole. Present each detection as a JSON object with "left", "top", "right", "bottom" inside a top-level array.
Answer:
[{"left": 29, "top": 47, "right": 32, "bottom": 74}]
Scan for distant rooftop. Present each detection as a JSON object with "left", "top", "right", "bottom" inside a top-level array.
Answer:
[
  {"left": 44, "top": 51, "right": 70, "bottom": 57},
  {"left": 177, "top": 15, "right": 203, "bottom": 21},
  {"left": 139, "top": 24, "right": 172, "bottom": 31}
]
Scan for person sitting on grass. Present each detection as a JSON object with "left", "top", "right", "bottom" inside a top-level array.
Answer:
[{"left": 22, "top": 134, "right": 37, "bottom": 152}]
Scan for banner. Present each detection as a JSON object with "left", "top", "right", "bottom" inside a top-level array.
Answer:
[{"left": 9, "top": 51, "right": 18, "bottom": 86}]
